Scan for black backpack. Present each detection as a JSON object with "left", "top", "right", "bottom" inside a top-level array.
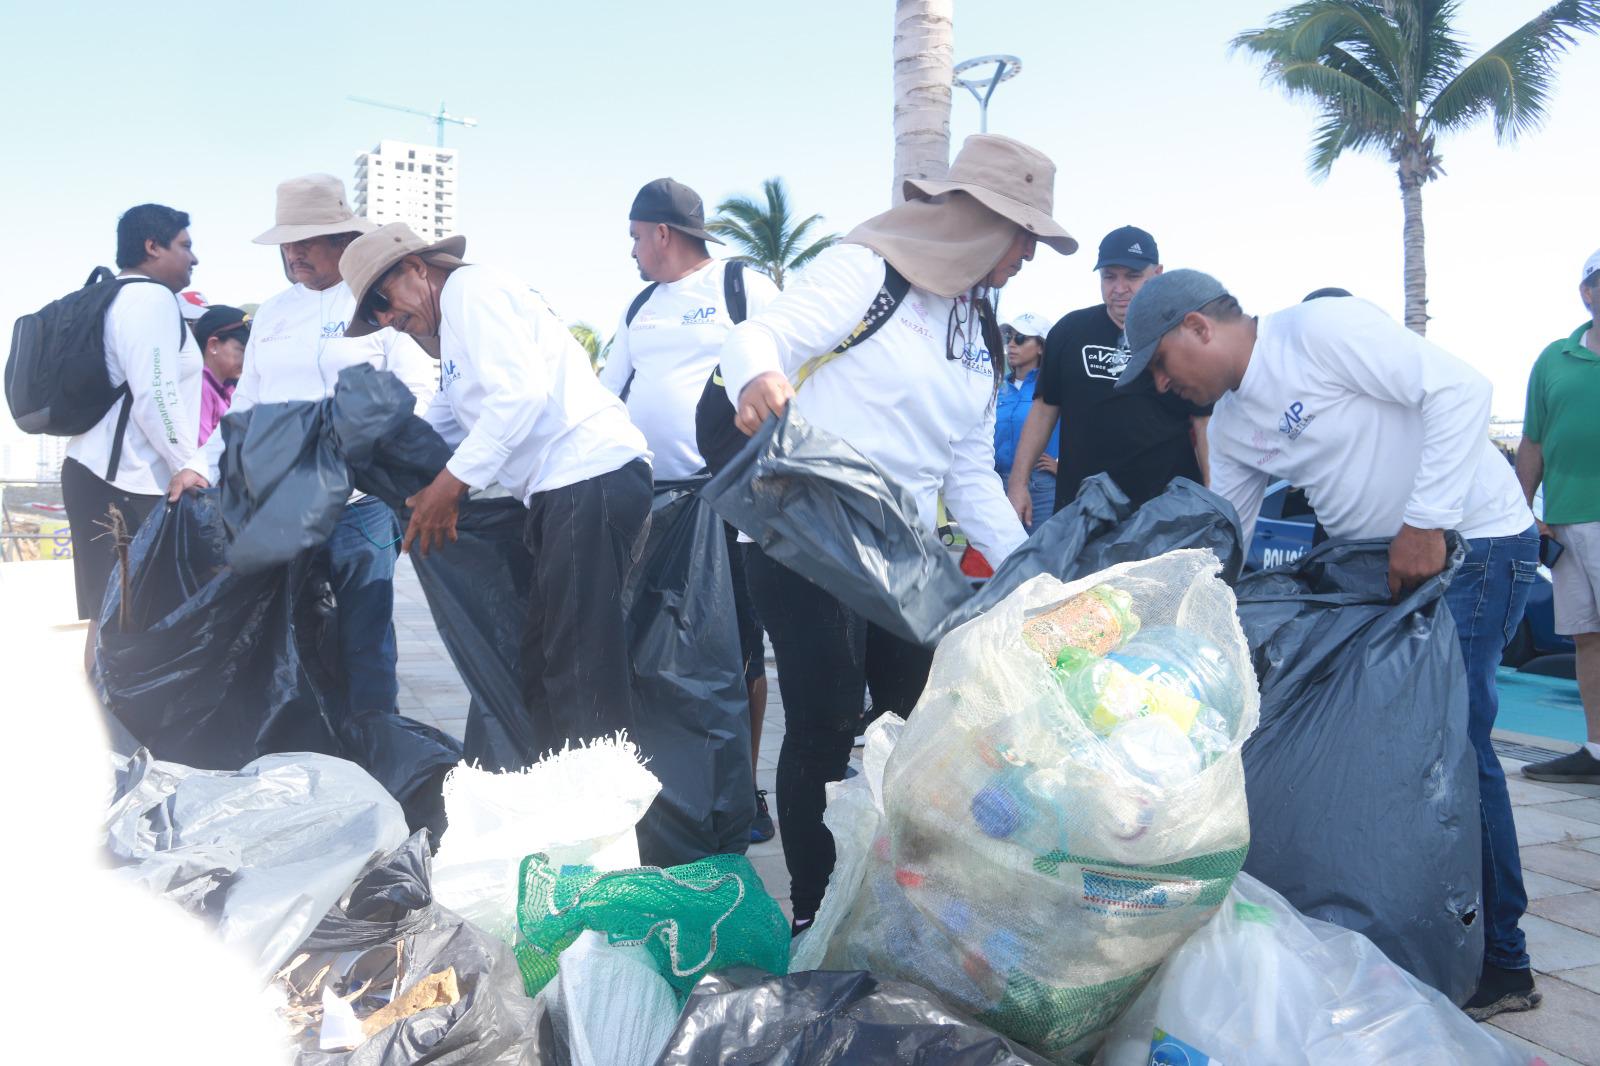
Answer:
[{"left": 6, "top": 268, "right": 180, "bottom": 479}]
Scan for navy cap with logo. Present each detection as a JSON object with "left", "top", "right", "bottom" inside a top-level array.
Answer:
[
  {"left": 1094, "top": 225, "right": 1159, "bottom": 271},
  {"left": 629, "top": 177, "right": 724, "bottom": 245},
  {"left": 193, "top": 305, "right": 251, "bottom": 350},
  {"left": 1114, "top": 269, "right": 1229, "bottom": 391}
]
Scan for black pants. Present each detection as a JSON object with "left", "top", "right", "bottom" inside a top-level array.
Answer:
[
  {"left": 745, "top": 546, "right": 934, "bottom": 919},
  {"left": 61, "top": 456, "right": 161, "bottom": 620},
  {"left": 520, "top": 459, "right": 652, "bottom": 750}
]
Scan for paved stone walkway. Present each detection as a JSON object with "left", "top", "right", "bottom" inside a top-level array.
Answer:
[{"left": 389, "top": 555, "right": 1600, "bottom": 1064}]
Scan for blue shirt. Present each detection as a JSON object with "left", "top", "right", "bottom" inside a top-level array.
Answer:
[{"left": 994, "top": 368, "right": 1058, "bottom": 477}]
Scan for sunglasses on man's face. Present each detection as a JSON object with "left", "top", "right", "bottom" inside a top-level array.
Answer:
[
  {"left": 360, "top": 285, "right": 393, "bottom": 328},
  {"left": 1000, "top": 326, "right": 1017, "bottom": 343}
]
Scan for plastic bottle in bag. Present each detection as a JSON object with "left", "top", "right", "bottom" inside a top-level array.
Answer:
[
  {"left": 1022, "top": 585, "right": 1140, "bottom": 661},
  {"left": 1053, "top": 646, "right": 1202, "bottom": 738}
]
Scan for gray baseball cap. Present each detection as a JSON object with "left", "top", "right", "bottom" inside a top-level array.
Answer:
[{"left": 1115, "top": 268, "right": 1230, "bottom": 390}]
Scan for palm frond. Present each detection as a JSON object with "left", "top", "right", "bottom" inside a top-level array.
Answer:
[
  {"left": 1425, "top": 0, "right": 1600, "bottom": 140},
  {"left": 709, "top": 177, "right": 837, "bottom": 289},
  {"left": 787, "top": 234, "right": 841, "bottom": 275},
  {"left": 1234, "top": 2, "right": 1408, "bottom": 98}
]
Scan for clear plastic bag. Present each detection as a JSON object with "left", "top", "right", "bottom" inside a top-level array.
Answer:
[
  {"left": 539, "top": 932, "right": 679, "bottom": 1066},
  {"left": 808, "top": 550, "right": 1258, "bottom": 1063},
  {"left": 1098, "top": 872, "right": 1527, "bottom": 1065}
]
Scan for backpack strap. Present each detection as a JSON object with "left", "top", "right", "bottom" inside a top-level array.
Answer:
[
  {"left": 618, "top": 282, "right": 659, "bottom": 403},
  {"left": 723, "top": 260, "right": 747, "bottom": 324},
  {"left": 792, "top": 264, "right": 911, "bottom": 389},
  {"left": 104, "top": 388, "right": 132, "bottom": 482}
]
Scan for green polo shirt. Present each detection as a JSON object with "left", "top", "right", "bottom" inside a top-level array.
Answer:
[{"left": 1525, "top": 322, "right": 1600, "bottom": 524}]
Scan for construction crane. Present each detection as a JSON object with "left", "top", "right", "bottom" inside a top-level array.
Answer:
[{"left": 347, "top": 96, "right": 478, "bottom": 147}]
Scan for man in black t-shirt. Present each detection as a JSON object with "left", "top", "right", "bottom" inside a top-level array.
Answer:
[{"left": 1005, "top": 225, "right": 1211, "bottom": 523}]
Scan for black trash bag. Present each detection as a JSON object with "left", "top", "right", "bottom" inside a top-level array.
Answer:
[
  {"left": 702, "top": 403, "right": 972, "bottom": 647},
  {"left": 96, "top": 490, "right": 345, "bottom": 769},
  {"left": 404, "top": 497, "right": 543, "bottom": 772},
  {"left": 941, "top": 474, "right": 1244, "bottom": 635},
  {"left": 654, "top": 967, "right": 1051, "bottom": 1066},
  {"left": 626, "top": 479, "right": 755, "bottom": 867},
  {"left": 706, "top": 405, "right": 1244, "bottom": 648},
  {"left": 283, "top": 832, "right": 544, "bottom": 1066},
  {"left": 219, "top": 364, "right": 438, "bottom": 575},
  {"left": 96, "top": 493, "right": 462, "bottom": 837},
  {"left": 1233, "top": 537, "right": 1484, "bottom": 1004}
]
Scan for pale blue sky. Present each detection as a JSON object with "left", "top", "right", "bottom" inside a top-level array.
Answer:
[{"left": 3, "top": 0, "right": 1596, "bottom": 462}]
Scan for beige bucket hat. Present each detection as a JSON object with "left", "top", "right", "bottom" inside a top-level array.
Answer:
[
  {"left": 253, "top": 173, "right": 375, "bottom": 245},
  {"left": 904, "top": 134, "right": 1077, "bottom": 255},
  {"left": 340, "top": 222, "right": 467, "bottom": 337}
]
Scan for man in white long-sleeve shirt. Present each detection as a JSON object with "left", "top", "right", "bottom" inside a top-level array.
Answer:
[
  {"left": 190, "top": 175, "right": 437, "bottom": 728},
  {"left": 721, "top": 134, "right": 1078, "bottom": 932},
  {"left": 63, "top": 204, "right": 204, "bottom": 659},
  {"left": 1120, "top": 269, "right": 1541, "bottom": 1021},
  {"left": 340, "top": 222, "right": 652, "bottom": 753}
]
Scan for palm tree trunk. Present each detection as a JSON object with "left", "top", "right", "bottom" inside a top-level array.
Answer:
[
  {"left": 892, "top": 0, "right": 953, "bottom": 204},
  {"left": 1397, "top": 165, "right": 1428, "bottom": 335}
]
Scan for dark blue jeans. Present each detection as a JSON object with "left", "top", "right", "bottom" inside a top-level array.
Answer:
[
  {"left": 326, "top": 496, "right": 401, "bottom": 717},
  {"left": 1442, "top": 524, "right": 1540, "bottom": 971}
]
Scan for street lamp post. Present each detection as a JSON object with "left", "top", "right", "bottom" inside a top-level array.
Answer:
[{"left": 953, "top": 54, "right": 1023, "bottom": 133}]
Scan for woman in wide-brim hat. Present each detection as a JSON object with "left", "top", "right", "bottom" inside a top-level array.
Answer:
[{"left": 715, "top": 133, "right": 1077, "bottom": 934}]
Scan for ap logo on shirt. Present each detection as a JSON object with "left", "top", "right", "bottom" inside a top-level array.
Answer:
[
  {"left": 1279, "top": 401, "right": 1316, "bottom": 440},
  {"left": 681, "top": 307, "right": 718, "bottom": 325},
  {"left": 1082, "top": 344, "right": 1130, "bottom": 381},
  {"left": 441, "top": 358, "right": 462, "bottom": 388}
]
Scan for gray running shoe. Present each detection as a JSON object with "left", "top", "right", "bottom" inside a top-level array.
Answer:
[{"left": 1521, "top": 747, "right": 1600, "bottom": 784}]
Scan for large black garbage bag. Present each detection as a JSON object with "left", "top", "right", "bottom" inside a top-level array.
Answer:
[
  {"left": 219, "top": 364, "right": 442, "bottom": 575},
  {"left": 626, "top": 479, "right": 755, "bottom": 866},
  {"left": 941, "top": 474, "right": 1243, "bottom": 634},
  {"left": 702, "top": 403, "right": 971, "bottom": 647},
  {"left": 1233, "top": 537, "right": 1483, "bottom": 1004},
  {"left": 404, "top": 497, "right": 543, "bottom": 772},
  {"left": 96, "top": 490, "right": 345, "bottom": 768},
  {"left": 705, "top": 404, "right": 1244, "bottom": 647},
  {"left": 655, "top": 968, "right": 1050, "bottom": 1066},
  {"left": 283, "top": 832, "right": 543, "bottom": 1066},
  {"left": 96, "top": 493, "right": 462, "bottom": 837}
]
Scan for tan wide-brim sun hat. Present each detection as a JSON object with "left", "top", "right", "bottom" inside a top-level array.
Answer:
[
  {"left": 254, "top": 173, "right": 376, "bottom": 245},
  {"left": 904, "top": 134, "right": 1077, "bottom": 255},
  {"left": 340, "top": 222, "right": 467, "bottom": 337}
]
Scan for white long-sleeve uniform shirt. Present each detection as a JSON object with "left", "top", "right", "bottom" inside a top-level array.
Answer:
[
  {"left": 1207, "top": 297, "right": 1532, "bottom": 543},
  {"left": 66, "top": 277, "right": 201, "bottom": 495},
  {"left": 426, "top": 265, "right": 649, "bottom": 502},
  {"left": 718, "top": 243, "right": 1027, "bottom": 565},
  {"left": 598, "top": 259, "right": 779, "bottom": 479},
  {"left": 190, "top": 280, "right": 438, "bottom": 481}
]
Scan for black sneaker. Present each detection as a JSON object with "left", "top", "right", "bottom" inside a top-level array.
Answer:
[
  {"left": 1463, "top": 963, "right": 1541, "bottom": 1021},
  {"left": 1521, "top": 747, "right": 1600, "bottom": 784},
  {"left": 750, "top": 789, "right": 775, "bottom": 843}
]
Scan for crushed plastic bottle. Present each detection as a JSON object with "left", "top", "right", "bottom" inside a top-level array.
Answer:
[{"left": 1023, "top": 584, "right": 1140, "bottom": 662}]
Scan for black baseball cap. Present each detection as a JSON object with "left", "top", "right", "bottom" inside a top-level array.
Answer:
[
  {"left": 193, "top": 305, "right": 250, "bottom": 349},
  {"left": 629, "top": 178, "right": 724, "bottom": 245},
  {"left": 1094, "top": 225, "right": 1159, "bottom": 271}
]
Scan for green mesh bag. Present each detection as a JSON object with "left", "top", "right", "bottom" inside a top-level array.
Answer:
[{"left": 514, "top": 852, "right": 790, "bottom": 998}]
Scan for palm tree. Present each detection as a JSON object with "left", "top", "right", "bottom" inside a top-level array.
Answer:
[
  {"left": 893, "top": 0, "right": 954, "bottom": 204},
  {"left": 568, "top": 322, "right": 610, "bottom": 372},
  {"left": 707, "top": 178, "right": 841, "bottom": 289},
  {"left": 1234, "top": 1, "right": 1600, "bottom": 334}
]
